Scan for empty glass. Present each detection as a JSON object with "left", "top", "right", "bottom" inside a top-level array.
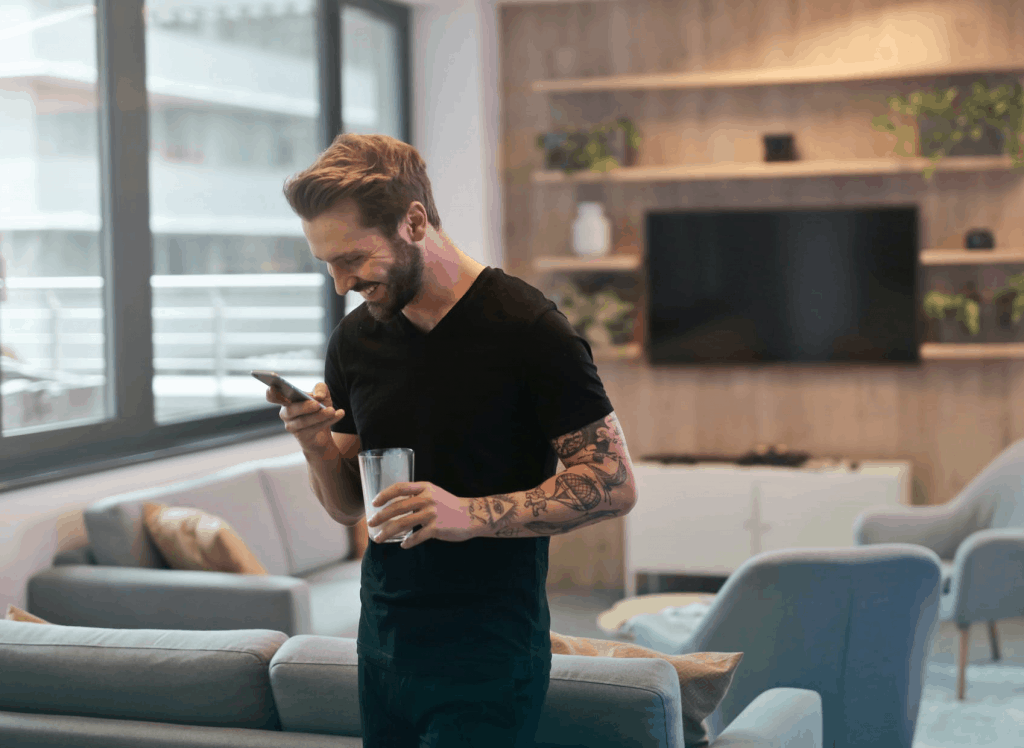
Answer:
[{"left": 358, "top": 448, "right": 415, "bottom": 544}]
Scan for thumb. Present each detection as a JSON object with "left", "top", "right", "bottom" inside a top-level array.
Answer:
[{"left": 312, "top": 382, "right": 332, "bottom": 405}]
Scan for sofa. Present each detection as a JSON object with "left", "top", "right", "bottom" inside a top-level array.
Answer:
[
  {"left": 0, "top": 619, "right": 823, "bottom": 747},
  {"left": 16, "top": 452, "right": 824, "bottom": 746},
  {"left": 27, "top": 452, "right": 362, "bottom": 637}
]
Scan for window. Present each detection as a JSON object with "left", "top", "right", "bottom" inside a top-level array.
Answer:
[
  {"left": 0, "top": 1, "right": 108, "bottom": 436},
  {"left": 0, "top": 0, "right": 410, "bottom": 490}
]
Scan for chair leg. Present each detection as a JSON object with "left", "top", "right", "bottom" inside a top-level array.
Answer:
[
  {"left": 957, "top": 626, "right": 970, "bottom": 701},
  {"left": 988, "top": 621, "right": 1001, "bottom": 661}
]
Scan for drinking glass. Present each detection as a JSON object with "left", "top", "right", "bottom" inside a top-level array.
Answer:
[{"left": 358, "top": 448, "right": 415, "bottom": 544}]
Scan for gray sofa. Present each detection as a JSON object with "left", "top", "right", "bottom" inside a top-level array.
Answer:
[
  {"left": 0, "top": 619, "right": 822, "bottom": 748},
  {"left": 28, "top": 452, "right": 362, "bottom": 637},
  {"left": 16, "top": 452, "right": 824, "bottom": 746}
]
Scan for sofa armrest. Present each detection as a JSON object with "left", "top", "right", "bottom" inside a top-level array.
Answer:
[
  {"left": 26, "top": 566, "right": 311, "bottom": 635},
  {"left": 944, "top": 528, "right": 1024, "bottom": 626},
  {"left": 710, "top": 688, "right": 822, "bottom": 748},
  {"left": 853, "top": 503, "right": 976, "bottom": 558}
]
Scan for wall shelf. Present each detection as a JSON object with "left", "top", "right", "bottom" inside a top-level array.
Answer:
[
  {"left": 919, "top": 343, "right": 1024, "bottom": 360},
  {"left": 533, "top": 255, "right": 642, "bottom": 272},
  {"left": 920, "top": 249, "right": 1024, "bottom": 265},
  {"left": 533, "top": 155, "right": 1016, "bottom": 184},
  {"left": 530, "top": 59, "right": 1024, "bottom": 94}
]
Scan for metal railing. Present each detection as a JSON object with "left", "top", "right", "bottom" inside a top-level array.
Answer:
[{"left": 1, "top": 273, "right": 329, "bottom": 431}]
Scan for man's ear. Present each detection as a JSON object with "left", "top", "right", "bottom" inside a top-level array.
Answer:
[{"left": 405, "top": 201, "right": 429, "bottom": 242}]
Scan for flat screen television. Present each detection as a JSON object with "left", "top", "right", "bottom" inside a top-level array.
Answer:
[{"left": 645, "top": 206, "right": 920, "bottom": 364}]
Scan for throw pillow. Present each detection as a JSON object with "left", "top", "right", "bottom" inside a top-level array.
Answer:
[
  {"left": 141, "top": 502, "right": 269, "bottom": 575},
  {"left": 550, "top": 631, "right": 742, "bottom": 748},
  {"left": 5, "top": 604, "right": 51, "bottom": 624}
]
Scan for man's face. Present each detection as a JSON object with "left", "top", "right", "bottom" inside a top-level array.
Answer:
[{"left": 303, "top": 202, "right": 425, "bottom": 323}]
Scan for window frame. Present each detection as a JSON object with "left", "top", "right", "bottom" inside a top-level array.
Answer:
[{"left": 0, "top": 0, "right": 412, "bottom": 492}]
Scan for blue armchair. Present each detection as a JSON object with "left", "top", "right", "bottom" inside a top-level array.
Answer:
[
  {"left": 854, "top": 437, "right": 1024, "bottom": 700},
  {"left": 620, "top": 545, "right": 942, "bottom": 748}
]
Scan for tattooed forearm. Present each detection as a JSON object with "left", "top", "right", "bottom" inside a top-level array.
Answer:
[
  {"left": 523, "top": 510, "right": 622, "bottom": 536},
  {"left": 469, "top": 412, "right": 637, "bottom": 539}
]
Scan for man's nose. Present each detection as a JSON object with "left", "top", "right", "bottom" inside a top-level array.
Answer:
[{"left": 331, "top": 272, "right": 357, "bottom": 296}]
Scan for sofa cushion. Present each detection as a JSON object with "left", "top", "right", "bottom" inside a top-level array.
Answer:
[
  {"left": 268, "top": 636, "right": 685, "bottom": 747},
  {"left": 269, "top": 635, "right": 362, "bottom": 736},
  {"left": 84, "top": 463, "right": 291, "bottom": 575},
  {"left": 142, "top": 502, "right": 269, "bottom": 575},
  {"left": 301, "top": 561, "right": 362, "bottom": 638},
  {"left": 0, "top": 620, "right": 287, "bottom": 730},
  {"left": 257, "top": 453, "right": 351, "bottom": 575}
]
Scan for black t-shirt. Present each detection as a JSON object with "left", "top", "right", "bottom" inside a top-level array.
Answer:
[{"left": 324, "top": 266, "right": 614, "bottom": 678}]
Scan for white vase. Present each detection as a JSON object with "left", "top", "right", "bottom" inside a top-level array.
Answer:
[{"left": 572, "top": 202, "right": 612, "bottom": 257}]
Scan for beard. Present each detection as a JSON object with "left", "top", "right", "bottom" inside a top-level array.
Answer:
[{"left": 362, "top": 234, "right": 425, "bottom": 323}]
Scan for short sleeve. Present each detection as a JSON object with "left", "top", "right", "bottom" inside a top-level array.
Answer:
[
  {"left": 524, "top": 307, "right": 615, "bottom": 441},
  {"left": 324, "top": 327, "right": 358, "bottom": 435}
]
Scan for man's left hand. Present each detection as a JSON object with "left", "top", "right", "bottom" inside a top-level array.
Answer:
[{"left": 368, "top": 482, "right": 477, "bottom": 548}]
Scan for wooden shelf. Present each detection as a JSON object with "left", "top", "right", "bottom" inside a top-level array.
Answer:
[
  {"left": 533, "top": 155, "right": 1016, "bottom": 184},
  {"left": 531, "top": 59, "right": 1024, "bottom": 94},
  {"left": 920, "top": 249, "right": 1024, "bottom": 265},
  {"left": 920, "top": 343, "right": 1024, "bottom": 360},
  {"left": 592, "top": 343, "right": 643, "bottom": 362},
  {"left": 533, "top": 255, "right": 642, "bottom": 272}
]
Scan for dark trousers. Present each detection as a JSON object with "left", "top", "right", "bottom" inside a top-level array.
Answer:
[{"left": 357, "top": 655, "right": 551, "bottom": 748}]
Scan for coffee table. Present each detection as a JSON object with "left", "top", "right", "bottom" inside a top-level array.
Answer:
[{"left": 596, "top": 592, "right": 715, "bottom": 637}]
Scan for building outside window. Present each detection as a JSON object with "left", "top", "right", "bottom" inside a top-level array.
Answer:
[{"left": 0, "top": 0, "right": 408, "bottom": 480}]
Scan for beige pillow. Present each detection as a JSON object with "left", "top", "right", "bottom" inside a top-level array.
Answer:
[
  {"left": 550, "top": 631, "right": 742, "bottom": 746},
  {"left": 141, "top": 502, "right": 269, "bottom": 575},
  {"left": 5, "top": 604, "right": 51, "bottom": 624}
]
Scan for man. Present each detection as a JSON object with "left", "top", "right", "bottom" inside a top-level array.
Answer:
[{"left": 267, "top": 133, "right": 638, "bottom": 747}]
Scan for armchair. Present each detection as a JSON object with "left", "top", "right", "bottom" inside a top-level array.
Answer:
[
  {"left": 620, "top": 545, "right": 942, "bottom": 748},
  {"left": 854, "top": 437, "right": 1024, "bottom": 699}
]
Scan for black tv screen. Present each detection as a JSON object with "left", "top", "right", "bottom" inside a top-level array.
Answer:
[{"left": 645, "top": 206, "right": 919, "bottom": 364}]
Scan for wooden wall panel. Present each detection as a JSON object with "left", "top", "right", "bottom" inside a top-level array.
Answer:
[{"left": 499, "top": 0, "right": 1024, "bottom": 590}]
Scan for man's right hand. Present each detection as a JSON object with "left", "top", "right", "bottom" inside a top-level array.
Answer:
[{"left": 267, "top": 381, "right": 346, "bottom": 456}]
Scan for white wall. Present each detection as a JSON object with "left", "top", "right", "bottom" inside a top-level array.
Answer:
[{"left": 409, "top": 0, "right": 503, "bottom": 269}]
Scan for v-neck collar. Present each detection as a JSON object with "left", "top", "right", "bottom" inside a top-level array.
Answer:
[{"left": 397, "top": 266, "right": 492, "bottom": 340}]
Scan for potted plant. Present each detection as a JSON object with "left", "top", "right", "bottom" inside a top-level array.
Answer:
[
  {"left": 537, "top": 118, "right": 642, "bottom": 174},
  {"left": 923, "top": 285, "right": 981, "bottom": 341},
  {"left": 993, "top": 271, "right": 1024, "bottom": 328},
  {"left": 554, "top": 282, "right": 636, "bottom": 347},
  {"left": 871, "top": 80, "right": 1024, "bottom": 179}
]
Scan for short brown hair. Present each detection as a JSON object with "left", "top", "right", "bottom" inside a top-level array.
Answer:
[{"left": 282, "top": 133, "right": 442, "bottom": 239}]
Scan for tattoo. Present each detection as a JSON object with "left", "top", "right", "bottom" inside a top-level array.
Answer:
[
  {"left": 523, "top": 510, "right": 623, "bottom": 536},
  {"left": 471, "top": 413, "right": 634, "bottom": 539},
  {"left": 553, "top": 414, "right": 626, "bottom": 463},
  {"left": 467, "top": 493, "right": 519, "bottom": 535}
]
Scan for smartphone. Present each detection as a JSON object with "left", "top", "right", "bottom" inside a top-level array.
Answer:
[{"left": 251, "top": 370, "right": 326, "bottom": 410}]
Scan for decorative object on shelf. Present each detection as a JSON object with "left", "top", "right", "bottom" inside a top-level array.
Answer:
[
  {"left": 993, "top": 272, "right": 1024, "bottom": 327},
  {"left": 536, "top": 118, "right": 641, "bottom": 174},
  {"left": 553, "top": 281, "right": 636, "bottom": 347},
  {"left": 571, "top": 202, "right": 612, "bottom": 257},
  {"left": 763, "top": 134, "right": 796, "bottom": 162},
  {"left": 871, "top": 79, "right": 1024, "bottom": 179},
  {"left": 964, "top": 228, "right": 995, "bottom": 250},
  {"left": 923, "top": 284, "right": 982, "bottom": 338}
]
